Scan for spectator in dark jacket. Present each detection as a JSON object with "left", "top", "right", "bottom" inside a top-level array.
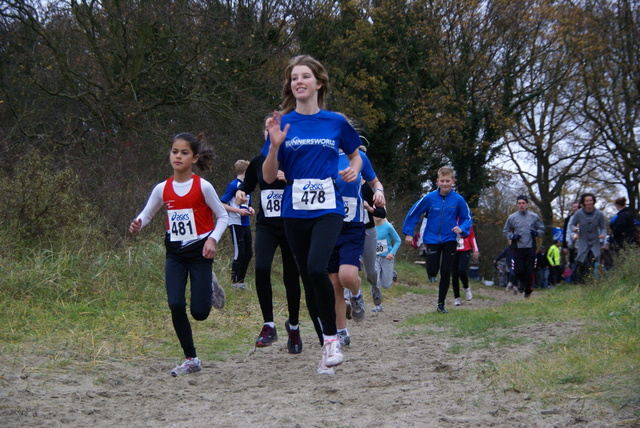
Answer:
[{"left": 610, "top": 197, "right": 637, "bottom": 250}]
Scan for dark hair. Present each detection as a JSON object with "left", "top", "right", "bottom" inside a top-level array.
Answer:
[
  {"left": 579, "top": 192, "right": 596, "bottom": 206},
  {"left": 172, "top": 133, "right": 215, "bottom": 172},
  {"left": 615, "top": 196, "right": 627, "bottom": 207},
  {"left": 516, "top": 195, "right": 528, "bottom": 202},
  {"left": 280, "top": 55, "right": 330, "bottom": 114}
]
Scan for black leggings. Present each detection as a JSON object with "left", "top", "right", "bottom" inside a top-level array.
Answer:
[
  {"left": 254, "top": 220, "right": 301, "bottom": 326},
  {"left": 230, "top": 224, "right": 252, "bottom": 283},
  {"left": 164, "top": 237, "right": 213, "bottom": 359},
  {"left": 425, "top": 241, "right": 458, "bottom": 306},
  {"left": 452, "top": 250, "right": 471, "bottom": 298},
  {"left": 511, "top": 247, "right": 536, "bottom": 294},
  {"left": 284, "top": 214, "right": 343, "bottom": 344}
]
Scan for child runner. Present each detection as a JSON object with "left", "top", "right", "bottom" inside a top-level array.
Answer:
[
  {"left": 329, "top": 148, "right": 385, "bottom": 348},
  {"left": 262, "top": 55, "right": 363, "bottom": 375},
  {"left": 373, "top": 216, "right": 401, "bottom": 312},
  {"left": 129, "top": 133, "right": 229, "bottom": 376},
  {"left": 402, "top": 166, "right": 472, "bottom": 313},
  {"left": 235, "top": 116, "right": 303, "bottom": 353},
  {"left": 359, "top": 144, "right": 387, "bottom": 316},
  {"left": 220, "top": 160, "right": 255, "bottom": 289},
  {"left": 451, "top": 225, "right": 478, "bottom": 305}
]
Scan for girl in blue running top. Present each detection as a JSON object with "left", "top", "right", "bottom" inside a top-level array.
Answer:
[
  {"left": 129, "top": 133, "right": 229, "bottom": 377},
  {"left": 262, "top": 55, "right": 362, "bottom": 375}
]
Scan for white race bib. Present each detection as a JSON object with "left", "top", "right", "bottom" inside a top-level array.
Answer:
[
  {"left": 376, "top": 239, "right": 389, "bottom": 255},
  {"left": 456, "top": 233, "right": 464, "bottom": 250},
  {"left": 292, "top": 178, "right": 336, "bottom": 211},
  {"left": 168, "top": 209, "right": 197, "bottom": 242},
  {"left": 342, "top": 196, "right": 358, "bottom": 222},
  {"left": 261, "top": 189, "right": 284, "bottom": 218}
]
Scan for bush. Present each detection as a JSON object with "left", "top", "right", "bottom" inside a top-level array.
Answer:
[{"left": 0, "top": 150, "right": 106, "bottom": 254}]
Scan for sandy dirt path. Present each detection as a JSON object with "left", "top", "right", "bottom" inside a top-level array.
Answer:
[{"left": 0, "top": 284, "right": 626, "bottom": 427}]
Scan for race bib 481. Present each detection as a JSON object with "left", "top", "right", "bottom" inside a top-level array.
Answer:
[{"left": 168, "top": 209, "right": 197, "bottom": 241}]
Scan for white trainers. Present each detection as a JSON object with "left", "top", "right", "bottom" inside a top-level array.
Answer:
[
  {"left": 317, "top": 340, "right": 340, "bottom": 375},
  {"left": 170, "top": 357, "right": 202, "bottom": 377},
  {"left": 454, "top": 298, "right": 462, "bottom": 306},
  {"left": 211, "top": 273, "right": 225, "bottom": 310},
  {"left": 231, "top": 283, "right": 245, "bottom": 289},
  {"left": 371, "top": 304, "right": 384, "bottom": 312},
  {"left": 465, "top": 288, "right": 473, "bottom": 301},
  {"left": 317, "top": 359, "right": 336, "bottom": 375},
  {"left": 322, "top": 339, "right": 343, "bottom": 367}
]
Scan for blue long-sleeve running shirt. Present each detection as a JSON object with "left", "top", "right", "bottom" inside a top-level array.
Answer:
[{"left": 402, "top": 189, "right": 472, "bottom": 244}]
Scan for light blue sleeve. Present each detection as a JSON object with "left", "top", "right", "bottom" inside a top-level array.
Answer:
[{"left": 388, "top": 223, "right": 401, "bottom": 255}]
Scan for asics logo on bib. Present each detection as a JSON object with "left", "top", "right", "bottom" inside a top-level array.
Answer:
[
  {"left": 287, "top": 136, "right": 335, "bottom": 150},
  {"left": 171, "top": 212, "right": 191, "bottom": 221},
  {"left": 266, "top": 191, "right": 283, "bottom": 200},
  {"left": 303, "top": 181, "right": 325, "bottom": 191}
]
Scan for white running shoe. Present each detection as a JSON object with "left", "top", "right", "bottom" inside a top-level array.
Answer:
[
  {"left": 454, "top": 298, "right": 462, "bottom": 306},
  {"left": 170, "top": 357, "right": 202, "bottom": 377},
  {"left": 371, "top": 304, "right": 384, "bottom": 312},
  {"left": 317, "top": 358, "right": 336, "bottom": 375},
  {"left": 317, "top": 341, "right": 337, "bottom": 375},
  {"left": 465, "top": 288, "right": 473, "bottom": 301},
  {"left": 322, "top": 339, "right": 343, "bottom": 367}
]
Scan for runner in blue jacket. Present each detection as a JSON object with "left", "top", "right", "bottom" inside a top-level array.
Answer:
[{"left": 402, "top": 167, "right": 472, "bottom": 313}]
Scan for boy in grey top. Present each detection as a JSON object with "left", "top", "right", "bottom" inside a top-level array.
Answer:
[{"left": 503, "top": 195, "right": 545, "bottom": 298}]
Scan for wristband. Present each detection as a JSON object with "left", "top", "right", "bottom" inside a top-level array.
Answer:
[{"left": 375, "top": 188, "right": 383, "bottom": 193}]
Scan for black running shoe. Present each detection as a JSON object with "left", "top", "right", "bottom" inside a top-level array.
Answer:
[
  {"left": 436, "top": 304, "right": 449, "bottom": 314},
  {"left": 255, "top": 324, "right": 277, "bottom": 347},
  {"left": 284, "top": 319, "right": 303, "bottom": 354}
]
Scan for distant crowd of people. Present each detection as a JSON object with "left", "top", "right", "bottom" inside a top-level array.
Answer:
[{"left": 494, "top": 194, "right": 638, "bottom": 294}]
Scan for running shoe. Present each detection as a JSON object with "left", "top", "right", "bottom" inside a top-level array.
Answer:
[
  {"left": 371, "top": 304, "right": 384, "bottom": 312},
  {"left": 338, "top": 330, "right": 351, "bottom": 346},
  {"left": 322, "top": 339, "right": 343, "bottom": 367},
  {"left": 231, "top": 283, "right": 246, "bottom": 289},
  {"left": 284, "top": 319, "right": 302, "bottom": 354},
  {"left": 465, "top": 288, "right": 473, "bottom": 301},
  {"left": 350, "top": 293, "right": 366, "bottom": 322},
  {"left": 317, "top": 355, "right": 336, "bottom": 375},
  {"left": 371, "top": 289, "right": 382, "bottom": 306},
  {"left": 454, "top": 298, "right": 461, "bottom": 306},
  {"left": 436, "top": 304, "right": 449, "bottom": 314},
  {"left": 345, "top": 299, "right": 352, "bottom": 320},
  {"left": 255, "top": 324, "right": 278, "bottom": 347},
  {"left": 170, "top": 357, "right": 202, "bottom": 377},
  {"left": 211, "top": 273, "right": 225, "bottom": 310},
  {"left": 392, "top": 270, "right": 398, "bottom": 282}
]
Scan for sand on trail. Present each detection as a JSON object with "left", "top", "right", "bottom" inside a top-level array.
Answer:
[{"left": 0, "top": 283, "right": 630, "bottom": 427}]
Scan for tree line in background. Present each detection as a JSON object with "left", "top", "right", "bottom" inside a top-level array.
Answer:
[{"left": 1, "top": 0, "right": 638, "bottom": 258}]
